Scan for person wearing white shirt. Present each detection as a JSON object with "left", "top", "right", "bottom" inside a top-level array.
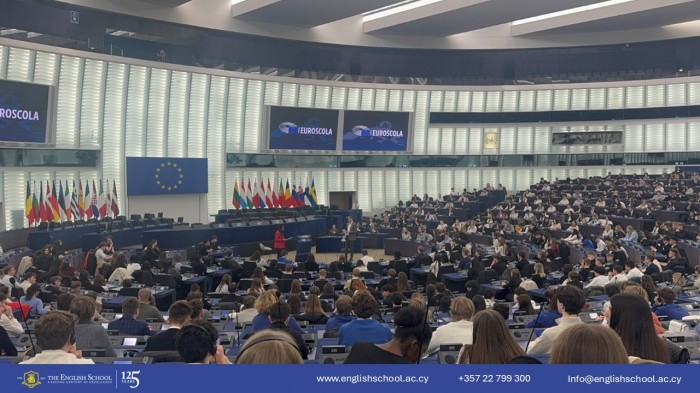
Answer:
[
  {"left": 624, "top": 261, "right": 643, "bottom": 280},
  {"left": 0, "top": 294, "right": 23, "bottom": 336},
  {"left": 601, "top": 224, "right": 614, "bottom": 239},
  {"left": 586, "top": 266, "right": 610, "bottom": 288},
  {"left": 360, "top": 250, "right": 374, "bottom": 265},
  {"left": 558, "top": 197, "right": 570, "bottom": 206},
  {"left": 546, "top": 205, "right": 557, "bottom": 213},
  {"left": 527, "top": 285, "right": 585, "bottom": 355},
  {"left": 595, "top": 236, "right": 607, "bottom": 253},
  {"left": 18, "top": 272, "right": 37, "bottom": 293},
  {"left": 20, "top": 311, "right": 94, "bottom": 365},
  {"left": 427, "top": 297, "right": 474, "bottom": 355},
  {"left": 95, "top": 243, "right": 112, "bottom": 271},
  {"left": 607, "top": 265, "right": 628, "bottom": 285}
]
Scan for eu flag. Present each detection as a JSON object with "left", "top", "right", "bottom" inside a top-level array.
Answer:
[{"left": 126, "top": 157, "right": 208, "bottom": 196}]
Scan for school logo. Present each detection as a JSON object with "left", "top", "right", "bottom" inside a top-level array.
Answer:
[{"left": 22, "top": 371, "right": 41, "bottom": 389}]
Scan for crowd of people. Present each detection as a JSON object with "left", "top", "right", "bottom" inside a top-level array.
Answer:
[{"left": 0, "top": 170, "right": 699, "bottom": 364}]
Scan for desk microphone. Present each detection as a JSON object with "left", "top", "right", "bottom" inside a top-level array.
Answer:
[
  {"left": 524, "top": 299, "right": 547, "bottom": 353},
  {"left": 18, "top": 300, "right": 38, "bottom": 357},
  {"left": 416, "top": 292, "right": 433, "bottom": 365}
]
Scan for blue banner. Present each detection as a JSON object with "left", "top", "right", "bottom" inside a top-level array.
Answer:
[
  {"left": 0, "top": 79, "right": 51, "bottom": 143},
  {"left": 0, "top": 364, "right": 696, "bottom": 392},
  {"left": 268, "top": 106, "right": 339, "bottom": 150},
  {"left": 126, "top": 157, "right": 208, "bottom": 196},
  {"left": 342, "top": 110, "right": 410, "bottom": 152}
]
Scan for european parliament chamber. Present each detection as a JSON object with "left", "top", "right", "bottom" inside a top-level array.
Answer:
[{"left": 2, "top": 0, "right": 700, "bottom": 368}]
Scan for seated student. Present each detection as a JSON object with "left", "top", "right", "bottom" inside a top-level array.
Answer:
[
  {"left": 143, "top": 301, "right": 193, "bottom": 352},
  {"left": 458, "top": 310, "right": 525, "bottom": 364},
  {"left": 324, "top": 295, "right": 355, "bottom": 337},
  {"left": 344, "top": 306, "right": 432, "bottom": 364},
  {"left": 251, "top": 291, "right": 304, "bottom": 334},
  {"left": 0, "top": 325, "right": 17, "bottom": 356},
  {"left": 20, "top": 311, "right": 94, "bottom": 364},
  {"left": 377, "top": 269, "right": 398, "bottom": 289},
  {"left": 268, "top": 301, "right": 309, "bottom": 360},
  {"left": 464, "top": 280, "right": 480, "bottom": 299},
  {"left": 586, "top": 266, "right": 610, "bottom": 288},
  {"left": 70, "top": 296, "right": 117, "bottom": 357},
  {"left": 527, "top": 285, "right": 585, "bottom": 355},
  {"left": 44, "top": 276, "right": 64, "bottom": 297},
  {"left": 234, "top": 330, "right": 304, "bottom": 364},
  {"left": 175, "top": 320, "right": 231, "bottom": 364},
  {"left": 525, "top": 291, "right": 561, "bottom": 328},
  {"left": 221, "top": 283, "right": 242, "bottom": 304},
  {"left": 108, "top": 297, "right": 153, "bottom": 336},
  {"left": 339, "top": 291, "right": 393, "bottom": 347},
  {"left": 313, "top": 269, "right": 329, "bottom": 290},
  {"left": 19, "top": 272, "right": 37, "bottom": 293},
  {"left": 295, "top": 294, "right": 329, "bottom": 325},
  {"left": 228, "top": 295, "right": 258, "bottom": 326},
  {"left": 277, "top": 250, "right": 292, "bottom": 266},
  {"left": 0, "top": 293, "right": 23, "bottom": 336},
  {"left": 20, "top": 284, "right": 52, "bottom": 316},
  {"left": 652, "top": 287, "right": 690, "bottom": 320},
  {"left": 136, "top": 288, "right": 165, "bottom": 322},
  {"left": 427, "top": 297, "right": 475, "bottom": 354},
  {"left": 550, "top": 324, "right": 629, "bottom": 364}
]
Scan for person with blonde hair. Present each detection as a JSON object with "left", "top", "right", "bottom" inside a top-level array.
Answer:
[
  {"left": 251, "top": 291, "right": 303, "bottom": 334},
  {"left": 550, "top": 323, "right": 628, "bottom": 364},
  {"left": 234, "top": 330, "right": 303, "bottom": 364},
  {"left": 458, "top": 310, "right": 524, "bottom": 364},
  {"left": 427, "top": 297, "right": 475, "bottom": 354}
]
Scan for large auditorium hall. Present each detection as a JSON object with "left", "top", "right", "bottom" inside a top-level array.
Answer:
[{"left": 1, "top": 0, "right": 700, "bottom": 390}]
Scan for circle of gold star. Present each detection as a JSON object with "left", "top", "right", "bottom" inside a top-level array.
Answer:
[{"left": 154, "top": 161, "right": 184, "bottom": 191}]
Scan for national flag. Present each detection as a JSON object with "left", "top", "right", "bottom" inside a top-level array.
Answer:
[
  {"left": 64, "top": 180, "right": 72, "bottom": 222},
  {"left": 58, "top": 181, "right": 67, "bottom": 221},
  {"left": 104, "top": 179, "right": 112, "bottom": 217},
  {"left": 70, "top": 180, "right": 80, "bottom": 220},
  {"left": 284, "top": 179, "right": 293, "bottom": 207},
  {"left": 245, "top": 179, "right": 254, "bottom": 209},
  {"left": 251, "top": 180, "right": 261, "bottom": 209},
  {"left": 303, "top": 181, "right": 312, "bottom": 207},
  {"left": 111, "top": 179, "right": 120, "bottom": 217},
  {"left": 256, "top": 180, "right": 267, "bottom": 209},
  {"left": 277, "top": 178, "right": 284, "bottom": 208},
  {"left": 25, "top": 181, "right": 34, "bottom": 225},
  {"left": 308, "top": 177, "right": 318, "bottom": 208},
  {"left": 291, "top": 183, "right": 300, "bottom": 208},
  {"left": 77, "top": 180, "right": 85, "bottom": 218},
  {"left": 90, "top": 180, "right": 99, "bottom": 218},
  {"left": 296, "top": 183, "right": 305, "bottom": 206},
  {"left": 98, "top": 179, "right": 107, "bottom": 218},
  {"left": 232, "top": 180, "right": 242, "bottom": 209},
  {"left": 39, "top": 181, "right": 47, "bottom": 223},
  {"left": 32, "top": 182, "right": 40, "bottom": 224},
  {"left": 49, "top": 181, "right": 60, "bottom": 222},
  {"left": 84, "top": 180, "right": 92, "bottom": 218},
  {"left": 265, "top": 179, "right": 274, "bottom": 208}
]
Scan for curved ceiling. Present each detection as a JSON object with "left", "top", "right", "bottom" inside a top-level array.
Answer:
[{"left": 55, "top": 0, "right": 700, "bottom": 49}]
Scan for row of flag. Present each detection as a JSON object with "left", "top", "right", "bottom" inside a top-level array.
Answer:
[
  {"left": 232, "top": 178, "right": 318, "bottom": 209},
  {"left": 24, "top": 179, "right": 120, "bottom": 225}
]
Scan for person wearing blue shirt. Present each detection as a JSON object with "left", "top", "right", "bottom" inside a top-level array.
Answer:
[
  {"left": 525, "top": 301, "right": 562, "bottom": 329},
  {"left": 108, "top": 297, "right": 154, "bottom": 336},
  {"left": 651, "top": 287, "right": 689, "bottom": 321},
  {"left": 19, "top": 284, "right": 51, "bottom": 316},
  {"left": 338, "top": 291, "right": 392, "bottom": 347},
  {"left": 324, "top": 295, "right": 356, "bottom": 336}
]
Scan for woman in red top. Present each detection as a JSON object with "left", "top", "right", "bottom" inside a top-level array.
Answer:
[{"left": 274, "top": 225, "right": 286, "bottom": 258}]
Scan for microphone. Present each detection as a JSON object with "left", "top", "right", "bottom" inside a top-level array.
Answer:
[
  {"left": 416, "top": 291, "right": 433, "bottom": 365},
  {"left": 17, "top": 299, "right": 38, "bottom": 357},
  {"left": 524, "top": 299, "right": 547, "bottom": 353}
]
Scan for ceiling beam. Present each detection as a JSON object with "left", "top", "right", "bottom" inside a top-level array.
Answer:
[
  {"left": 511, "top": 0, "right": 695, "bottom": 36},
  {"left": 363, "top": 0, "right": 488, "bottom": 33},
  {"left": 230, "top": 0, "right": 282, "bottom": 18}
]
